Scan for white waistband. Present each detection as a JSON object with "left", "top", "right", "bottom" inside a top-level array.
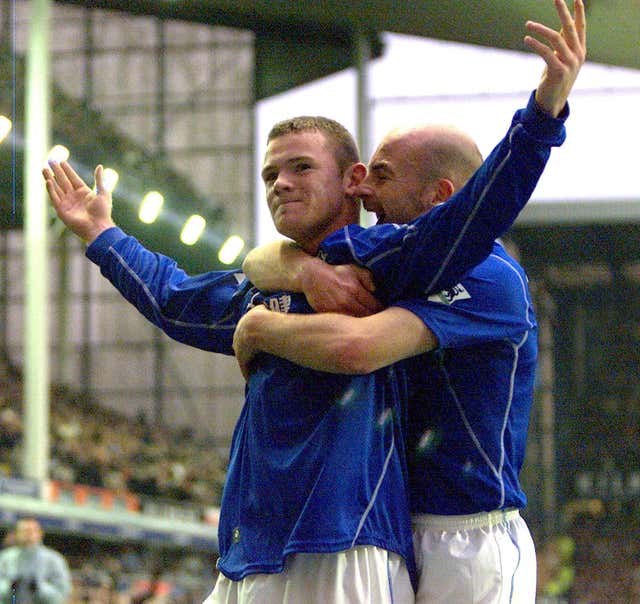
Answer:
[{"left": 412, "top": 508, "right": 521, "bottom": 531}]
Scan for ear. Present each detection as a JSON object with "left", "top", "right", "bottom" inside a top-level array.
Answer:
[
  {"left": 433, "top": 178, "right": 455, "bottom": 204},
  {"left": 343, "top": 162, "right": 367, "bottom": 197},
  {"left": 418, "top": 177, "right": 456, "bottom": 211}
]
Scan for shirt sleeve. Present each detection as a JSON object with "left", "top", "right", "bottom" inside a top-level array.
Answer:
[
  {"left": 319, "top": 91, "right": 568, "bottom": 303},
  {"left": 393, "top": 251, "right": 536, "bottom": 348},
  {"left": 86, "top": 227, "right": 245, "bottom": 355}
]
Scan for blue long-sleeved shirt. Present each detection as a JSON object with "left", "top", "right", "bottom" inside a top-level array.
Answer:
[{"left": 85, "top": 90, "right": 567, "bottom": 583}]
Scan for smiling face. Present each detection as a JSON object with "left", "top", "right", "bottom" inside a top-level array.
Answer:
[
  {"left": 355, "top": 125, "right": 484, "bottom": 224},
  {"left": 261, "top": 129, "right": 362, "bottom": 253},
  {"left": 357, "top": 133, "right": 434, "bottom": 224}
]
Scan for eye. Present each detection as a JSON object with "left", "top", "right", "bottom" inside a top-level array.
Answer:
[
  {"left": 295, "top": 162, "right": 312, "bottom": 173},
  {"left": 262, "top": 171, "right": 277, "bottom": 185}
]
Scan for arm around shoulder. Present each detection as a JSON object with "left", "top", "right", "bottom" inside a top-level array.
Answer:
[{"left": 234, "top": 305, "right": 437, "bottom": 375}]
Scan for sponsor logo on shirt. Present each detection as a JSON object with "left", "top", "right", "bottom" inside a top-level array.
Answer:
[
  {"left": 266, "top": 294, "right": 292, "bottom": 313},
  {"left": 428, "top": 283, "right": 471, "bottom": 305}
]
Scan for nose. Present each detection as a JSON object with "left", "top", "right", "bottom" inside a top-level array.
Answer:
[
  {"left": 273, "top": 171, "right": 293, "bottom": 194},
  {"left": 354, "top": 182, "right": 374, "bottom": 200}
]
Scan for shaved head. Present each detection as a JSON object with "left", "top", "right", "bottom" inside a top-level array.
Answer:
[
  {"left": 358, "top": 123, "right": 484, "bottom": 224},
  {"left": 379, "top": 124, "right": 483, "bottom": 191}
]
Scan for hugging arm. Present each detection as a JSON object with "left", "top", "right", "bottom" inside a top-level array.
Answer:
[
  {"left": 233, "top": 305, "right": 437, "bottom": 379},
  {"left": 243, "top": 241, "right": 383, "bottom": 316}
]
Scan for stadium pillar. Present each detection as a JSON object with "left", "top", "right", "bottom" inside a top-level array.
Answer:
[
  {"left": 23, "top": 0, "right": 51, "bottom": 482},
  {"left": 354, "top": 29, "right": 372, "bottom": 227},
  {"left": 538, "top": 284, "right": 558, "bottom": 537}
]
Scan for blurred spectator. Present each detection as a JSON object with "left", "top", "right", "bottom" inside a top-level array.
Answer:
[
  {"left": 0, "top": 517, "right": 72, "bottom": 604},
  {"left": 536, "top": 535, "right": 575, "bottom": 603}
]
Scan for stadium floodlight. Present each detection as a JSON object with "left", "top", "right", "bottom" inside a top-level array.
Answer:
[
  {"left": 180, "top": 214, "right": 206, "bottom": 246},
  {"left": 48, "top": 144, "right": 70, "bottom": 163},
  {"left": 0, "top": 115, "right": 11, "bottom": 144},
  {"left": 218, "top": 235, "right": 245, "bottom": 265},
  {"left": 138, "top": 191, "right": 164, "bottom": 224}
]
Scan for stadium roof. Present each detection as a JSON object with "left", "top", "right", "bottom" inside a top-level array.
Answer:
[{"left": 58, "top": 0, "right": 638, "bottom": 75}]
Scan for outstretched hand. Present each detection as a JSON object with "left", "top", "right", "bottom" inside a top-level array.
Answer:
[
  {"left": 42, "top": 161, "right": 116, "bottom": 243},
  {"left": 526, "top": 0, "right": 587, "bottom": 117}
]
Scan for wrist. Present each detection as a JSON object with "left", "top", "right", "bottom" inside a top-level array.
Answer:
[
  {"left": 534, "top": 88, "right": 565, "bottom": 120},
  {"left": 84, "top": 220, "right": 117, "bottom": 244}
]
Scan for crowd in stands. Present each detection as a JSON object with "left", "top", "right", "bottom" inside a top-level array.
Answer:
[
  {"left": 0, "top": 526, "right": 217, "bottom": 604},
  {"left": 67, "top": 546, "right": 217, "bottom": 603},
  {"left": 1, "top": 351, "right": 222, "bottom": 601},
  {"left": 3, "top": 349, "right": 640, "bottom": 602},
  {"left": 0, "top": 351, "right": 227, "bottom": 509}
]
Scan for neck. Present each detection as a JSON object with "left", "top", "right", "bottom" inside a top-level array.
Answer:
[{"left": 301, "top": 214, "right": 359, "bottom": 255}]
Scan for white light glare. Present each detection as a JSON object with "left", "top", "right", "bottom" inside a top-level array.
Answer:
[
  {"left": 138, "top": 191, "right": 164, "bottom": 224},
  {"left": 48, "top": 144, "right": 70, "bottom": 163},
  {"left": 102, "top": 168, "right": 119, "bottom": 193},
  {"left": 0, "top": 116, "right": 12, "bottom": 144},
  {"left": 218, "top": 235, "right": 245, "bottom": 265},
  {"left": 180, "top": 215, "right": 206, "bottom": 246}
]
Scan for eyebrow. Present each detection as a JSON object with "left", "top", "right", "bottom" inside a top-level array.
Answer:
[
  {"left": 261, "top": 155, "right": 315, "bottom": 180},
  {"left": 369, "top": 160, "right": 393, "bottom": 173}
]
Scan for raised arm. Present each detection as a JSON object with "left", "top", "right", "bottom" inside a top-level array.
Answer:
[
  {"left": 43, "top": 160, "right": 244, "bottom": 355},
  {"left": 320, "top": 0, "right": 586, "bottom": 302},
  {"left": 232, "top": 305, "right": 437, "bottom": 379},
  {"left": 243, "top": 240, "right": 383, "bottom": 316},
  {"left": 247, "top": 0, "right": 586, "bottom": 307}
]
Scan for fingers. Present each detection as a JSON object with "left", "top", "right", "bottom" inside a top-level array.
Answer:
[
  {"left": 523, "top": 33, "right": 557, "bottom": 65},
  {"left": 42, "top": 166, "right": 68, "bottom": 207},
  {"left": 42, "top": 169, "right": 61, "bottom": 207},
  {"left": 355, "top": 267, "right": 376, "bottom": 293},
  {"left": 355, "top": 290, "right": 384, "bottom": 316},
  {"left": 573, "top": 0, "right": 587, "bottom": 50},
  {"left": 61, "top": 160, "right": 87, "bottom": 190},
  {"left": 353, "top": 268, "right": 383, "bottom": 315},
  {"left": 94, "top": 165, "right": 105, "bottom": 195},
  {"left": 43, "top": 160, "right": 88, "bottom": 196},
  {"left": 46, "top": 160, "right": 72, "bottom": 193},
  {"left": 555, "top": 0, "right": 586, "bottom": 52},
  {"left": 525, "top": 0, "right": 585, "bottom": 59},
  {"left": 525, "top": 21, "right": 568, "bottom": 62}
]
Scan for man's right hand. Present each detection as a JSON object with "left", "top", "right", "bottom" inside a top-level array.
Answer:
[
  {"left": 42, "top": 160, "right": 116, "bottom": 243},
  {"left": 300, "top": 259, "right": 384, "bottom": 317},
  {"left": 526, "top": 0, "right": 587, "bottom": 118}
]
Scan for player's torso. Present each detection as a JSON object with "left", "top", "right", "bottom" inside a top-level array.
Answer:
[
  {"left": 217, "top": 288, "right": 416, "bottom": 582},
  {"left": 402, "top": 247, "right": 537, "bottom": 514}
]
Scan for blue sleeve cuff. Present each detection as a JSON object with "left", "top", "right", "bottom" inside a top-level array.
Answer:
[
  {"left": 519, "top": 90, "right": 568, "bottom": 146},
  {"left": 85, "top": 227, "right": 128, "bottom": 263}
]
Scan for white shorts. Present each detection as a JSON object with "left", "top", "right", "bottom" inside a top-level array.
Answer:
[
  {"left": 203, "top": 545, "right": 415, "bottom": 604},
  {"left": 412, "top": 509, "right": 536, "bottom": 604}
]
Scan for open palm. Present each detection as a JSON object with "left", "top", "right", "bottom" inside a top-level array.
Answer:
[{"left": 42, "top": 161, "right": 115, "bottom": 243}]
